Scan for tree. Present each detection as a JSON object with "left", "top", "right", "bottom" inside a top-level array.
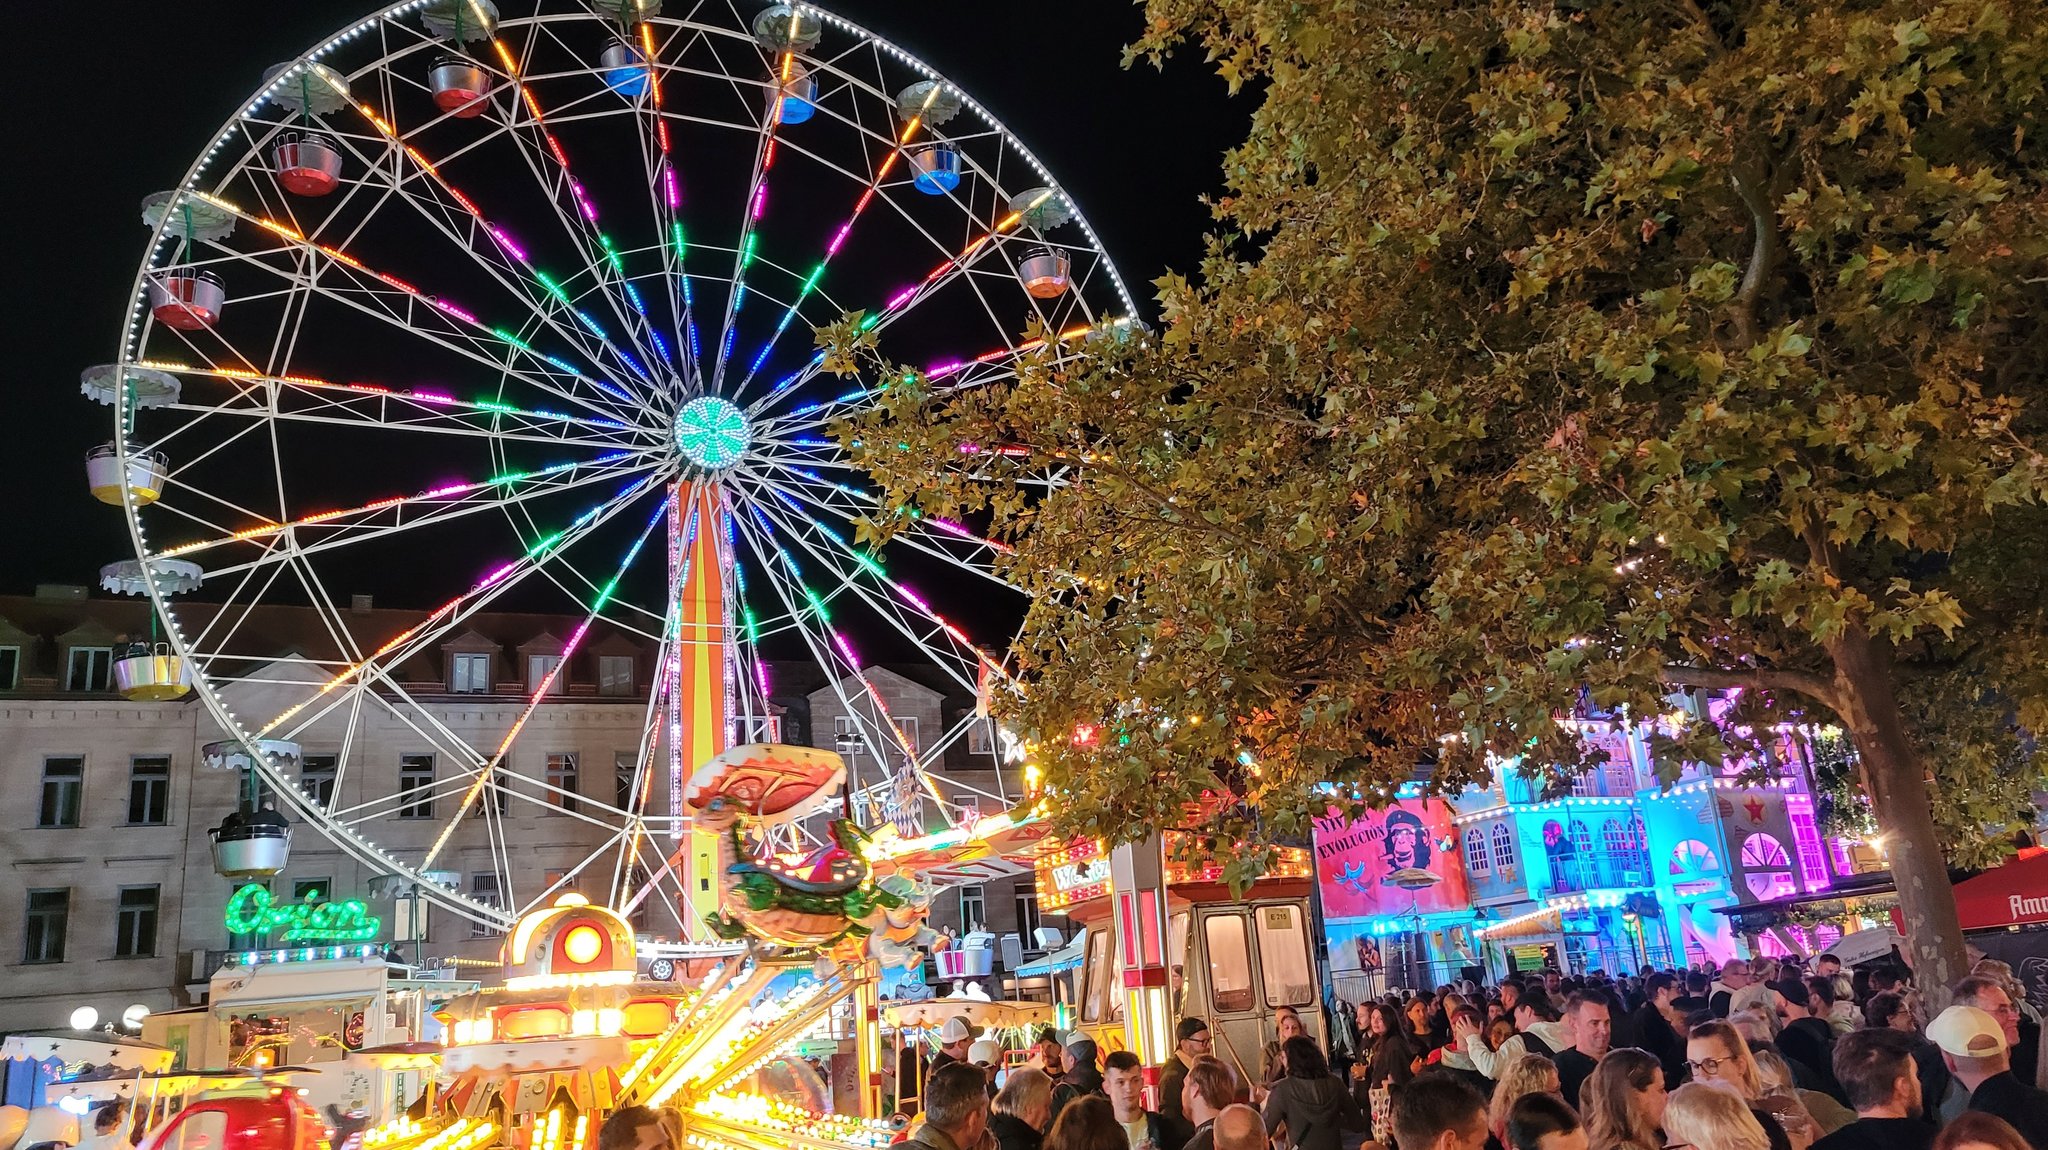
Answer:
[{"left": 846, "top": 0, "right": 2048, "bottom": 991}]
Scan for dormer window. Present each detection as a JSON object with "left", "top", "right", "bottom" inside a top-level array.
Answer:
[
  {"left": 450, "top": 651, "right": 491, "bottom": 694},
  {"left": 66, "top": 646, "right": 112, "bottom": 692},
  {"left": 528, "top": 653, "right": 564, "bottom": 695}
]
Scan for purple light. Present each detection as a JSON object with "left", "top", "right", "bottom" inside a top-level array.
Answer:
[
  {"left": 489, "top": 227, "right": 529, "bottom": 261},
  {"left": 663, "top": 166, "right": 680, "bottom": 209},
  {"left": 752, "top": 185, "right": 768, "bottom": 220},
  {"left": 827, "top": 223, "right": 853, "bottom": 256},
  {"left": 434, "top": 300, "right": 478, "bottom": 324},
  {"left": 886, "top": 286, "right": 917, "bottom": 310}
]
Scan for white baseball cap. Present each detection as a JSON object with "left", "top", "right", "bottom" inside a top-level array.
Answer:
[
  {"left": 939, "top": 1016, "right": 977, "bottom": 1044},
  {"left": 968, "top": 1039, "right": 1003, "bottom": 1066},
  {"left": 1928, "top": 1005, "right": 2008, "bottom": 1057}
]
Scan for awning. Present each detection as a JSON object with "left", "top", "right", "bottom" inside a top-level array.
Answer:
[
  {"left": 1951, "top": 847, "right": 2048, "bottom": 932},
  {"left": 210, "top": 958, "right": 386, "bottom": 1011},
  {"left": 1014, "top": 936, "right": 1085, "bottom": 978}
]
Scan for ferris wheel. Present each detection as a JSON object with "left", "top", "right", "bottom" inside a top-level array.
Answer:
[{"left": 96, "top": 0, "right": 1134, "bottom": 934}]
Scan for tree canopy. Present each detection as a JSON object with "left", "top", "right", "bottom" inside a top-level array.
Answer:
[{"left": 846, "top": 0, "right": 2048, "bottom": 984}]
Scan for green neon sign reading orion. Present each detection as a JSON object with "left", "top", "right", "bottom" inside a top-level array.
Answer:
[{"left": 224, "top": 884, "right": 381, "bottom": 942}]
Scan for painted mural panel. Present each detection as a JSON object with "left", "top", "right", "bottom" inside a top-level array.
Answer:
[{"left": 1312, "top": 800, "right": 1470, "bottom": 919}]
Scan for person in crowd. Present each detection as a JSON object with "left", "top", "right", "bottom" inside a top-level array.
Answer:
[
  {"left": 1555, "top": 991, "right": 1614, "bottom": 1108},
  {"left": 597, "top": 1107, "right": 672, "bottom": 1150},
  {"left": 934, "top": 1017, "right": 977, "bottom": 1076},
  {"left": 972, "top": 1039, "right": 1007, "bottom": 1096},
  {"left": 993, "top": 1068, "right": 1056, "bottom": 1150},
  {"left": 1489, "top": 1016, "right": 1523, "bottom": 1054},
  {"left": 1929, "top": 1112, "right": 2034, "bottom": 1150},
  {"left": 1676, "top": 972, "right": 1714, "bottom": 1016},
  {"left": 1056, "top": 1036, "right": 1106, "bottom": 1115},
  {"left": 1260, "top": 1036, "right": 1361, "bottom": 1150},
  {"left": 1771, "top": 978, "right": 1844, "bottom": 1102},
  {"left": 1713, "top": 962, "right": 1754, "bottom": 1019},
  {"left": 909, "top": 1063, "right": 994, "bottom": 1150},
  {"left": 1582, "top": 1047, "right": 1667, "bottom": 1150},
  {"left": 1630, "top": 973, "right": 1689, "bottom": 1086},
  {"left": 1410, "top": 997, "right": 1444, "bottom": 1055},
  {"left": 1954, "top": 975, "right": 2039, "bottom": 1090},
  {"left": 1394, "top": 1074, "right": 1493, "bottom": 1150},
  {"left": 1751, "top": 1048, "right": 1849, "bottom": 1139},
  {"left": 1356, "top": 1003, "right": 1419, "bottom": 1094},
  {"left": 1104, "top": 1050, "right": 1189, "bottom": 1150},
  {"left": 1489, "top": 1055, "right": 1562, "bottom": 1149},
  {"left": 1809, "top": 1029, "right": 1930, "bottom": 1150},
  {"left": 1032, "top": 1029, "right": 1068, "bottom": 1079},
  {"left": 1277, "top": 1005, "right": 1309, "bottom": 1045},
  {"left": 1506, "top": 1093, "right": 1588, "bottom": 1150},
  {"left": 1210, "top": 1106, "right": 1265, "bottom": 1150},
  {"left": 1866, "top": 993, "right": 1917, "bottom": 1033},
  {"left": 1927, "top": 1004, "right": 2048, "bottom": 1149},
  {"left": 1159, "top": 1018, "right": 1212, "bottom": 1126},
  {"left": 1683, "top": 1020, "right": 1796, "bottom": 1150},
  {"left": 1811, "top": 957, "right": 1858, "bottom": 1033},
  {"left": 1434, "top": 1008, "right": 1497, "bottom": 1094},
  {"left": 74, "top": 1105, "right": 132, "bottom": 1150},
  {"left": 1664, "top": 1082, "right": 1772, "bottom": 1150},
  {"left": 1044, "top": 1096, "right": 1132, "bottom": 1150},
  {"left": 1181, "top": 1058, "right": 1238, "bottom": 1150},
  {"left": 1465, "top": 995, "right": 1570, "bottom": 1079}
]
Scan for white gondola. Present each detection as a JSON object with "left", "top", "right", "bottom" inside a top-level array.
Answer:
[
  {"left": 274, "top": 131, "right": 345, "bottom": 196},
  {"left": 86, "top": 442, "right": 169, "bottom": 506},
  {"left": 112, "top": 641, "right": 191, "bottom": 702},
  {"left": 146, "top": 271, "right": 226, "bottom": 330},
  {"left": 1019, "top": 249, "right": 1072, "bottom": 299},
  {"left": 430, "top": 58, "right": 492, "bottom": 116}
]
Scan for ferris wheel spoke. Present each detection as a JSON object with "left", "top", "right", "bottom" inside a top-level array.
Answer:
[
  {"left": 705, "top": 27, "right": 808, "bottom": 395},
  {"left": 275, "top": 99, "right": 672, "bottom": 405},
  {"left": 256, "top": 475, "right": 663, "bottom": 741},
  {"left": 632, "top": 20, "right": 707, "bottom": 388},
  {"left": 177, "top": 191, "right": 651, "bottom": 425},
  {"left": 420, "top": 494, "right": 668, "bottom": 870},
  {"left": 479, "top": 25, "right": 676, "bottom": 387},
  {"left": 745, "top": 455, "right": 1021, "bottom": 582}
]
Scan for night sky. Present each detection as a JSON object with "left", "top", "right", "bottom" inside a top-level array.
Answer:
[{"left": 3, "top": 1, "right": 1242, "bottom": 597}]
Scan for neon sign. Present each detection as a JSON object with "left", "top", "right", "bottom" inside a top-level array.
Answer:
[{"left": 225, "top": 884, "right": 381, "bottom": 942}]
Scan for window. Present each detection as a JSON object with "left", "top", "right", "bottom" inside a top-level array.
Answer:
[
  {"left": 736, "top": 714, "right": 782, "bottom": 744},
  {"left": 66, "top": 646, "right": 113, "bottom": 692},
  {"left": 392, "top": 890, "right": 428, "bottom": 945},
  {"left": 546, "top": 753, "right": 580, "bottom": 814},
  {"left": 1254, "top": 904, "right": 1314, "bottom": 1007},
  {"left": 1787, "top": 804, "right": 1831, "bottom": 891},
  {"left": 896, "top": 716, "right": 920, "bottom": 754},
  {"left": 1014, "top": 879, "right": 1042, "bottom": 949},
  {"left": 959, "top": 884, "right": 986, "bottom": 931},
  {"left": 1570, "top": 820, "right": 1595, "bottom": 859},
  {"left": 128, "top": 755, "right": 171, "bottom": 825},
  {"left": 1080, "top": 927, "right": 1114, "bottom": 1023},
  {"left": 40, "top": 756, "right": 84, "bottom": 828},
  {"left": 398, "top": 755, "right": 435, "bottom": 818},
  {"left": 1601, "top": 819, "right": 1633, "bottom": 867},
  {"left": 833, "top": 715, "right": 866, "bottom": 756},
  {"left": 1464, "top": 828, "right": 1491, "bottom": 876},
  {"left": 597, "top": 655, "right": 634, "bottom": 697},
  {"left": 1491, "top": 823, "right": 1515, "bottom": 873},
  {"left": 227, "top": 880, "right": 268, "bottom": 948},
  {"left": 615, "top": 751, "right": 639, "bottom": 809},
  {"left": 301, "top": 755, "right": 338, "bottom": 808},
  {"left": 528, "top": 654, "right": 563, "bottom": 694},
  {"left": 471, "top": 874, "right": 502, "bottom": 937},
  {"left": 1740, "top": 833, "right": 1797, "bottom": 900},
  {"left": 967, "top": 719, "right": 998, "bottom": 756},
  {"left": 450, "top": 652, "right": 490, "bottom": 694},
  {"left": 23, "top": 888, "right": 69, "bottom": 963},
  {"left": 0, "top": 645, "right": 19, "bottom": 689},
  {"left": 115, "top": 885, "right": 160, "bottom": 958},
  {"left": 293, "top": 878, "right": 330, "bottom": 902},
  {"left": 1202, "top": 913, "right": 1256, "bottom": 1013}
]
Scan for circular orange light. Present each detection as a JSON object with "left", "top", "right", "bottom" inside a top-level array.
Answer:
[{"left": 562, "top": 924, "right": 604, "bottom": 965}]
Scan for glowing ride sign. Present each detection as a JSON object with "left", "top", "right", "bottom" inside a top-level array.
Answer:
[{"left": 225, "top": 883, "right": 381, "bottom": 942}]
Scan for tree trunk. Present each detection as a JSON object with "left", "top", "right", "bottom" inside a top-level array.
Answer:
[{"left": 1826, "top": 625, "right": 1969, "bottom": 1007}]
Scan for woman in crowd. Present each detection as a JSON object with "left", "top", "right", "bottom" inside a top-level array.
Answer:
[
  {"left": 1488, "top": 1055, "right": 1561, "bottom": 1150},
  {"left": 1262, "top": 1036, "right": 1364, "bottom": 1150},
  {"left": 1580, "top": 1048, "right": 1665, "bottom": 1150},
  {"left": 1506, "top": 1093, "right": 1586, "bottom": 1150},
  {"left": 1663, "top": 1084, "right": 1771, "bottom": 1150},
  {"left": 1488, "top": 1016, "right": 1520, "bottom": 1052},
  {"left": 990, "top": 1068, "right": 1054, "bottom": 1150},
  {"left": 1749, "top": 1049, "right": 1848, "bottom": 1139},
  {"left": 1932, "top": 1112, "right": 2035, "bottom": 1150},
  {"left": 1041, "top": 1096, "right": 1125, "bottom": 1150},
  {"left": 1683, "top": 1021, "right": 1797, "bottom": 1150}
]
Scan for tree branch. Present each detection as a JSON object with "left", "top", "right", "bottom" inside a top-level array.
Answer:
[{"left": 1660, "top": 662, "right": 1842, "bottom": 713}]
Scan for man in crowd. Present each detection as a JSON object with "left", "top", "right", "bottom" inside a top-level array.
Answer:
[
  {"left": 1159, "top": 1017, "right": 1212, "bottom": 1125},
  {"left": 1055, "top": 1035, "right": 1105, "bottom": 1114},
  {"left": 1211, "top": 1105, "right": 1265, "bottom": 1150},
  {"left": 1461, "top": 992, "right": 1569, "bottom": 1078},
  {"left": 1629, "top": 972, "right": 1688, "bottom": 1085},
  {"left": 1711, "top": 959, "right": 1752, "bottom": 1018},
  {"left": 1674, "top": 970, "right": 1714, "bottom": 1016},
  {"left": 1811, "top": 1029, "right": 1931, "bottom": 1150},
  {"left": 905, "top": 1062, "right": 993, "bottom": 1150},
  {"left": 1553, "top": 991, "right": 1612, "bottom": 1108},
  {"left": 596, "top": 1108, "right": 671, "bottom": 1150},
  {"left": 1391, "top": 1074, "right": 1491, "bottom": 1150},
  {"left": 1955, "top": 974, "right": 2039, "bottom": 1089},
  {"left": 1029, "top": 1028, "right": 1066, "bottom": 1078},
  {"left": 932, "top": 1016, "right": 976, "bottom": 1076},
  {"left": 1181, "top": 1057, "right": 1237, "bottom": 1150},
  {"left": 1773, "top": 976, "right": 1844, "bottom": 1101},
  {"left": 1928, "top": 1003, "right": 2048, "bottom": 1149},
  {"left": 1106, "top": 1049, "right": 1189, "bottom": 1150}
]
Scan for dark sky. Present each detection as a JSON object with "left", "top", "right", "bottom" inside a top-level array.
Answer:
[{"left": 2, "top": 1, "right": 1241, "bottom": 598}]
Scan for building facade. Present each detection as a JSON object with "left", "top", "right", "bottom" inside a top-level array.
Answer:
[{"left": 0, "top": 588, "right": 1038, "bottom": 1031}]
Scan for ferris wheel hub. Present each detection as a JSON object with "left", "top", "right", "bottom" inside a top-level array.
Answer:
[{"left": 674, "top": 395, "right": 751, "bottom": 472}]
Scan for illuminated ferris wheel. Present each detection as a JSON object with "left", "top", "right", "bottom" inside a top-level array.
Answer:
[{"left": 94, "top": 0, "right": 1133, "bottom": 932}]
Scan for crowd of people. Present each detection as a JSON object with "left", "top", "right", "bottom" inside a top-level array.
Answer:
[{"left": 856, "top": 951, "right": 2048, "bottom": 1150}]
